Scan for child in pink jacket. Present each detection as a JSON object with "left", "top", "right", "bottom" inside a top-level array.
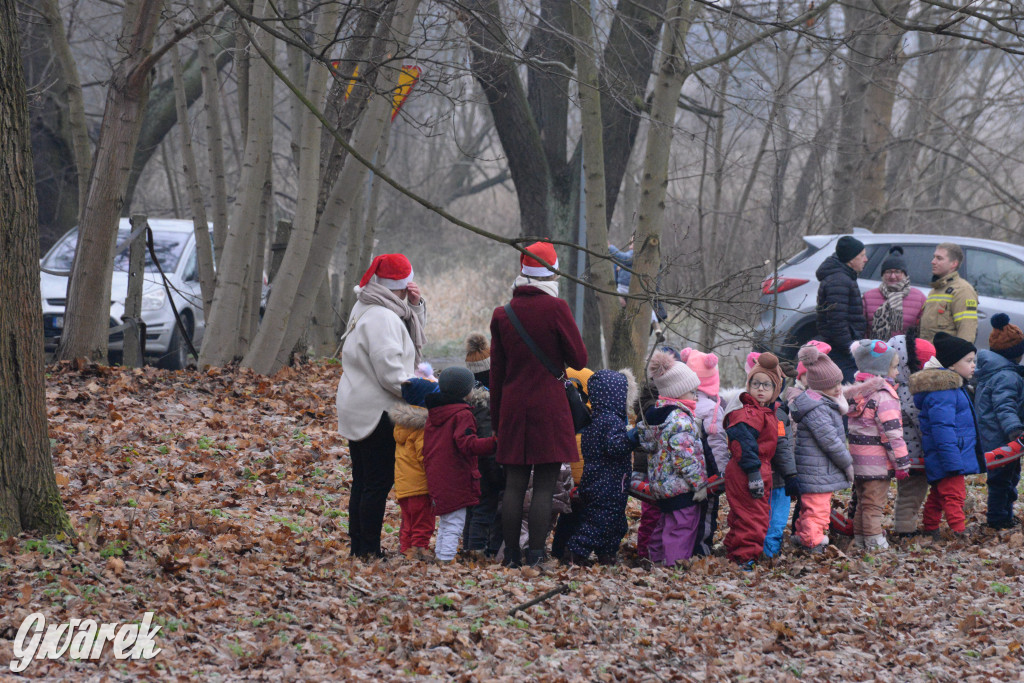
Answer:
[{"left": 844, "top": 339, "right": 911, "bottom": 551}]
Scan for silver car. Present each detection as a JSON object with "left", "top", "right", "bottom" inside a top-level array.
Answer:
[
  {"left": 41, "top": 218, "right": 209, "bottom": 369},
  {"left": 754, "top": 229, "right": 1024, "bottom": 358}
]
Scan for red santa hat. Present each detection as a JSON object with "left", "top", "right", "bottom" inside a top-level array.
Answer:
[
  {"left": 521, "top": 241, "right": 559, "bottom": 277},
  {"left": 357, "top": 253, "right": 414, "bottom": 291}
]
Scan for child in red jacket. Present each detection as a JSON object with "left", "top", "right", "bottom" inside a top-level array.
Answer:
[
  {"left": 723, "top": 352, "right": 785, "bottom": 567},
  {"left": 424, "top": 367, "right": 498, "bottom": 563}
]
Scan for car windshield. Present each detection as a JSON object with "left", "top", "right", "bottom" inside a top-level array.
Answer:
[{"left": 42, "top": 228, "right": 189, "bottom": 273}]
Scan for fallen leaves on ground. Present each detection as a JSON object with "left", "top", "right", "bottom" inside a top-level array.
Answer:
[{"left": 1, "top": 360, "right": 1023, "bottom": 680}]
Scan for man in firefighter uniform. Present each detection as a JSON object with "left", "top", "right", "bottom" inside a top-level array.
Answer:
[{"left": 920, "top": 242, "right": 978, "bottom": 343}]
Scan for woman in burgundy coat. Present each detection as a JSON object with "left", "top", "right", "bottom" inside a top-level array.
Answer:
[{"left": 490, "top": 242, "right": 588, "bottom": 567}]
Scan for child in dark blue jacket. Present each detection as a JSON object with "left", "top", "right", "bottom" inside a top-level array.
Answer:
[
  {"left": 910, "top": 333, "right": 984, "bottom": 537},
  {"left": 565, "top": 369, "right": 638, "bottom": 565},
  {"left": 975, "top": 315, "right": 1024, "bottom": 529}
]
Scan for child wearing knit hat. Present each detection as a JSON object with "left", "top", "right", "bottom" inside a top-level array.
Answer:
[
  {"left": 843, "top": 339, "right": 910, "bottom": 551},
  {"left": 741, "top": 352, "right": 799, "bottom": 560},
  {"left": 393, "top": 378, "right": 440, "bottom": 561},
  {"left": 638, "top": 351, "right": 714, "bottom": 566},
  {"left": 788, "top": 344, "right": 853, "bottom": 553},
  {"left": 909, "top": 332, "right": 982, "bottom": 540},
  {"left": 424, "top": 367, "right": 499, "bottom": 563},
  {"left": 723, "top": 352, "right": 787, "bottom": 566},
  {"left": 887, "top": 332, "right": 937, "bottom": 540},
  {"left": 679, "top": 348, "right": 729, "bottom": 557},
  {"left": 974, "top": 314, "right": 1024, "bottom": 529}
]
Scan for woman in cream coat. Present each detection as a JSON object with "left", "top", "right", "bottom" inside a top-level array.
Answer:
[{"left": 337, "top": 254, "right": 426, "bottom": 560}]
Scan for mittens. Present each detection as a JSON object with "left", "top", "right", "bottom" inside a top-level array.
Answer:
[
  {"left": 747, "top": 472, "right": 765, "bottom": 499},
  {"left": 894, "top": 469, "right": 910, "bottom": 481},
  {"left": 784, "top": 476, "right": 800, "bottom": 499},
  {"left": 692, "top": 486, "right": 708, "bottom": 503},
  {"left": 844, "top": 466, "right": 856, "bottom": 485},
  {"left": 626, "top": 427, "right": 640, "bottom": 447}
]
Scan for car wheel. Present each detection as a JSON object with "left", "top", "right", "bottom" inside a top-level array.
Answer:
[{"left": 159, "top": 313, "right": 194, "bottom": 370}]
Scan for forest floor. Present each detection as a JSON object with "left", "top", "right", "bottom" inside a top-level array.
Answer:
[{"left": 2, "top": 361, "right": 1024, "bottom": 680}]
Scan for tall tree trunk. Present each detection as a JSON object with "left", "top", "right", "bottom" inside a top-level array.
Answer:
[
  {"left": 123, "top": 11, "right": 236, "bottom": 211},
  {"left": 200, "top": 0, "right": 273, "bottom": 367},
  {"left": 55, "top": 0, "right": 163, "bottom": 363},
  {"left": 242, "top": 1, "right": 338, "bottom": 370},
  {"left": 571, "top": 0, "right": 617, "bottom": 364},
  {"left": 38, "top": 0, "right": 91, "bottom": 223},
  {"left": 172, "top": 42, "right": 216, "bottom": 318},
  {"left": 608, "top": 0, "right": 695, "bottom": 376},
  {"left": 0, "top": 0, "right": 72, "bottom": 536},
  {"left": 829, "top": 0, "right": 909, "bottom": 231},
  {"left": 243, "top": 0, "right": 423, "bottom": 375},
  {"left": 199, "top": 0, "right": 231, "bottom": 261}
]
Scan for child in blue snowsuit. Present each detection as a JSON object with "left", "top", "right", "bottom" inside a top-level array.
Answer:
[{"left": 566, "top": 369, "right": 638, "bottom": 565}]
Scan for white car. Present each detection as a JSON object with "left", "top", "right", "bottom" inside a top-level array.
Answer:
[{"left": 41, "top": 218, "right": 210, "bottom": 369}]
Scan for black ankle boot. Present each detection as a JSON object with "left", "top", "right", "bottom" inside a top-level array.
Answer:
[
  {"left": 525, "top": 549, "right": 549, "bottom": 567},
  {"left": 501, "top": 548, "right": 522, "bottom": 569}
]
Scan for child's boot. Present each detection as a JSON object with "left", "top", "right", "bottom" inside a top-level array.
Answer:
[
  {"left": 562, "top": 551, "right": 591, "bottom": 567},
  {"left": 596, "top": 553, "right": 618, "bottom": 566},
  {"left": 416, "top": 547, "right": 435, "bottom": 562},
  {"left": 863, "top": 534, "right": 889, "bottom": 552},
  {"left": 853, "top": 534, "right": 865, "bottom": 549},
  {"left": 525, "top": 549, "right": 550, "bottom": 568},
  {"left": 402, "top": 548, "right": 418, "bottom": 561}
]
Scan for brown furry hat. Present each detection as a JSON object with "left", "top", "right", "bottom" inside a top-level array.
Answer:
[{"left": 465, "top": 333, "right": 490, "bottom": 373}]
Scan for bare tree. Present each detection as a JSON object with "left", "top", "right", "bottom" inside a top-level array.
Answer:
[{"left": 1, "top": 0, "right": 72, "bottom": 536}]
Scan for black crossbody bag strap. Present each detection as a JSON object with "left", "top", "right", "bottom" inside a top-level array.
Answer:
[{"left": 503, "top": 304, "right": 564, "bottom": 380}]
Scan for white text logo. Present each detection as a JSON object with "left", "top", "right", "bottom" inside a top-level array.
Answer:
[{"left": 10, "top": 612, "right": 162, "bottom": 672}]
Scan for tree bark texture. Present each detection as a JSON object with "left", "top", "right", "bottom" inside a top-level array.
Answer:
[
  {"left": 0, "top": 0, "right": 73, "bottom": 537},
  {"left": 829, "top": 0, "right": 909, "bottom": 231},
  {"left": 571, "top": 0, "right": 618, "bottom": 363},
  {"left": 123, "top": 11, "right": 236, "bottom": 212},
  {"left": 243, "top": 0, "right": 423, "bottom": 375},
  {"left": 200, "top": 0, "right": 274, "bottom": 367},
  {"left": 608, "top": 0, "right": 694, "bottom": 377},
  {"left": 172, "top": 42, "right": 217, "bottom": 319},
  {"left": 199, "top": 0, "right": 231, "bottom": 261},
  {"left": 55, "top": 0, "right": 163, "bottom": 363},
  {"left": 242, "top": 1, "right": 338, "bottom": 372}
]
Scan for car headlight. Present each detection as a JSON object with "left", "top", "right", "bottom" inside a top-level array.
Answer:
[{"left": 141, "top": 290, "right": 167, "bottom": 311}]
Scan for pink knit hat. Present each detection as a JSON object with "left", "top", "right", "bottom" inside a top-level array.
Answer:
[
  {"left": 648, "top": 350, "right": 700, "bottom": 399},
  {"left": 797, "top": 344, "right": 843, "bottom": 391},
  {"left": 796, "top": 340, "right": 832, "bottom": 379},
  {"left": 679, "top": 347, "right": 720, "bottom": 396}
]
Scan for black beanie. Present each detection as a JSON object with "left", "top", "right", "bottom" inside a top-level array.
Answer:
[
  {"left": 836, "top": 235, "right": 865, "bottom": 264},
  {"left": 881, "top": 246, "right": 909, "bottom": 275},
  {"left": 933, "top": 332, "right": 976, "bottom": 369},
  {"left": 438, "top": 366, "right": 475, "bottom": 398}
]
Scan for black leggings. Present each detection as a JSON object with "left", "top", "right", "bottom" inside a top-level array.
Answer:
[
  {"left": 348, "top": 413, "right": 396, "bottom": 557},
  {"left": 502, "top": 462, "right": 561, "bottom": 554}
]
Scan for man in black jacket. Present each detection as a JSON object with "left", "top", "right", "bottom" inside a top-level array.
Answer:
[{"left": 815, "top": 235, "right": 868, "bottom": 382}]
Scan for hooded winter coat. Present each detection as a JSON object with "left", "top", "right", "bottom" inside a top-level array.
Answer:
[
  {"left": 695, "top": 391, "right": 730, "bottom": 474},
  {"left": 815, "top": 255, "right": 866, "bottom": 354},
  {"left": 568, "top": 370, "right": 636, "bottom": 556},
  {"left": 489, "top": 286, "right": 588, "bottom": 466},
  {"left": 423, "top": 394, "right": 498, "bottom": 516},
  {"left": 392, "top": 403, "right": 429, "bottom": 500},
  {"left": 639, "top": 399, "right": 707, "bottom": 510},
  {"left": 910, "top": 366, "right": 985, "bottom": 483},
  {"left": 889, "top": 335, "right": 926, "bottom": 470},
  {"left": 845, "top": 375, "right": 910, "bottom": 479},
  {"left": 788, "top": 388, "right": 852, "bottom": 493},
  {"left": 974, "top": 350, "right": 1024, "bottom": 453}
]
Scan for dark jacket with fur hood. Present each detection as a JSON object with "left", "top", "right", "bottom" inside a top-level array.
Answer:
[{"left": 910, "top": 365, "right": 984, "bottom": 483}]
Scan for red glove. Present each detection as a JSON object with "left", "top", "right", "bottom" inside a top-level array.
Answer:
[{"left": 894, "top": 469, "right": 909, "bottom": 481}]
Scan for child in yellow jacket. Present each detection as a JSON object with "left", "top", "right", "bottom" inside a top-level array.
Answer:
[{"left": 392, "top": 378, "right": 439, "bottom": 560}]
